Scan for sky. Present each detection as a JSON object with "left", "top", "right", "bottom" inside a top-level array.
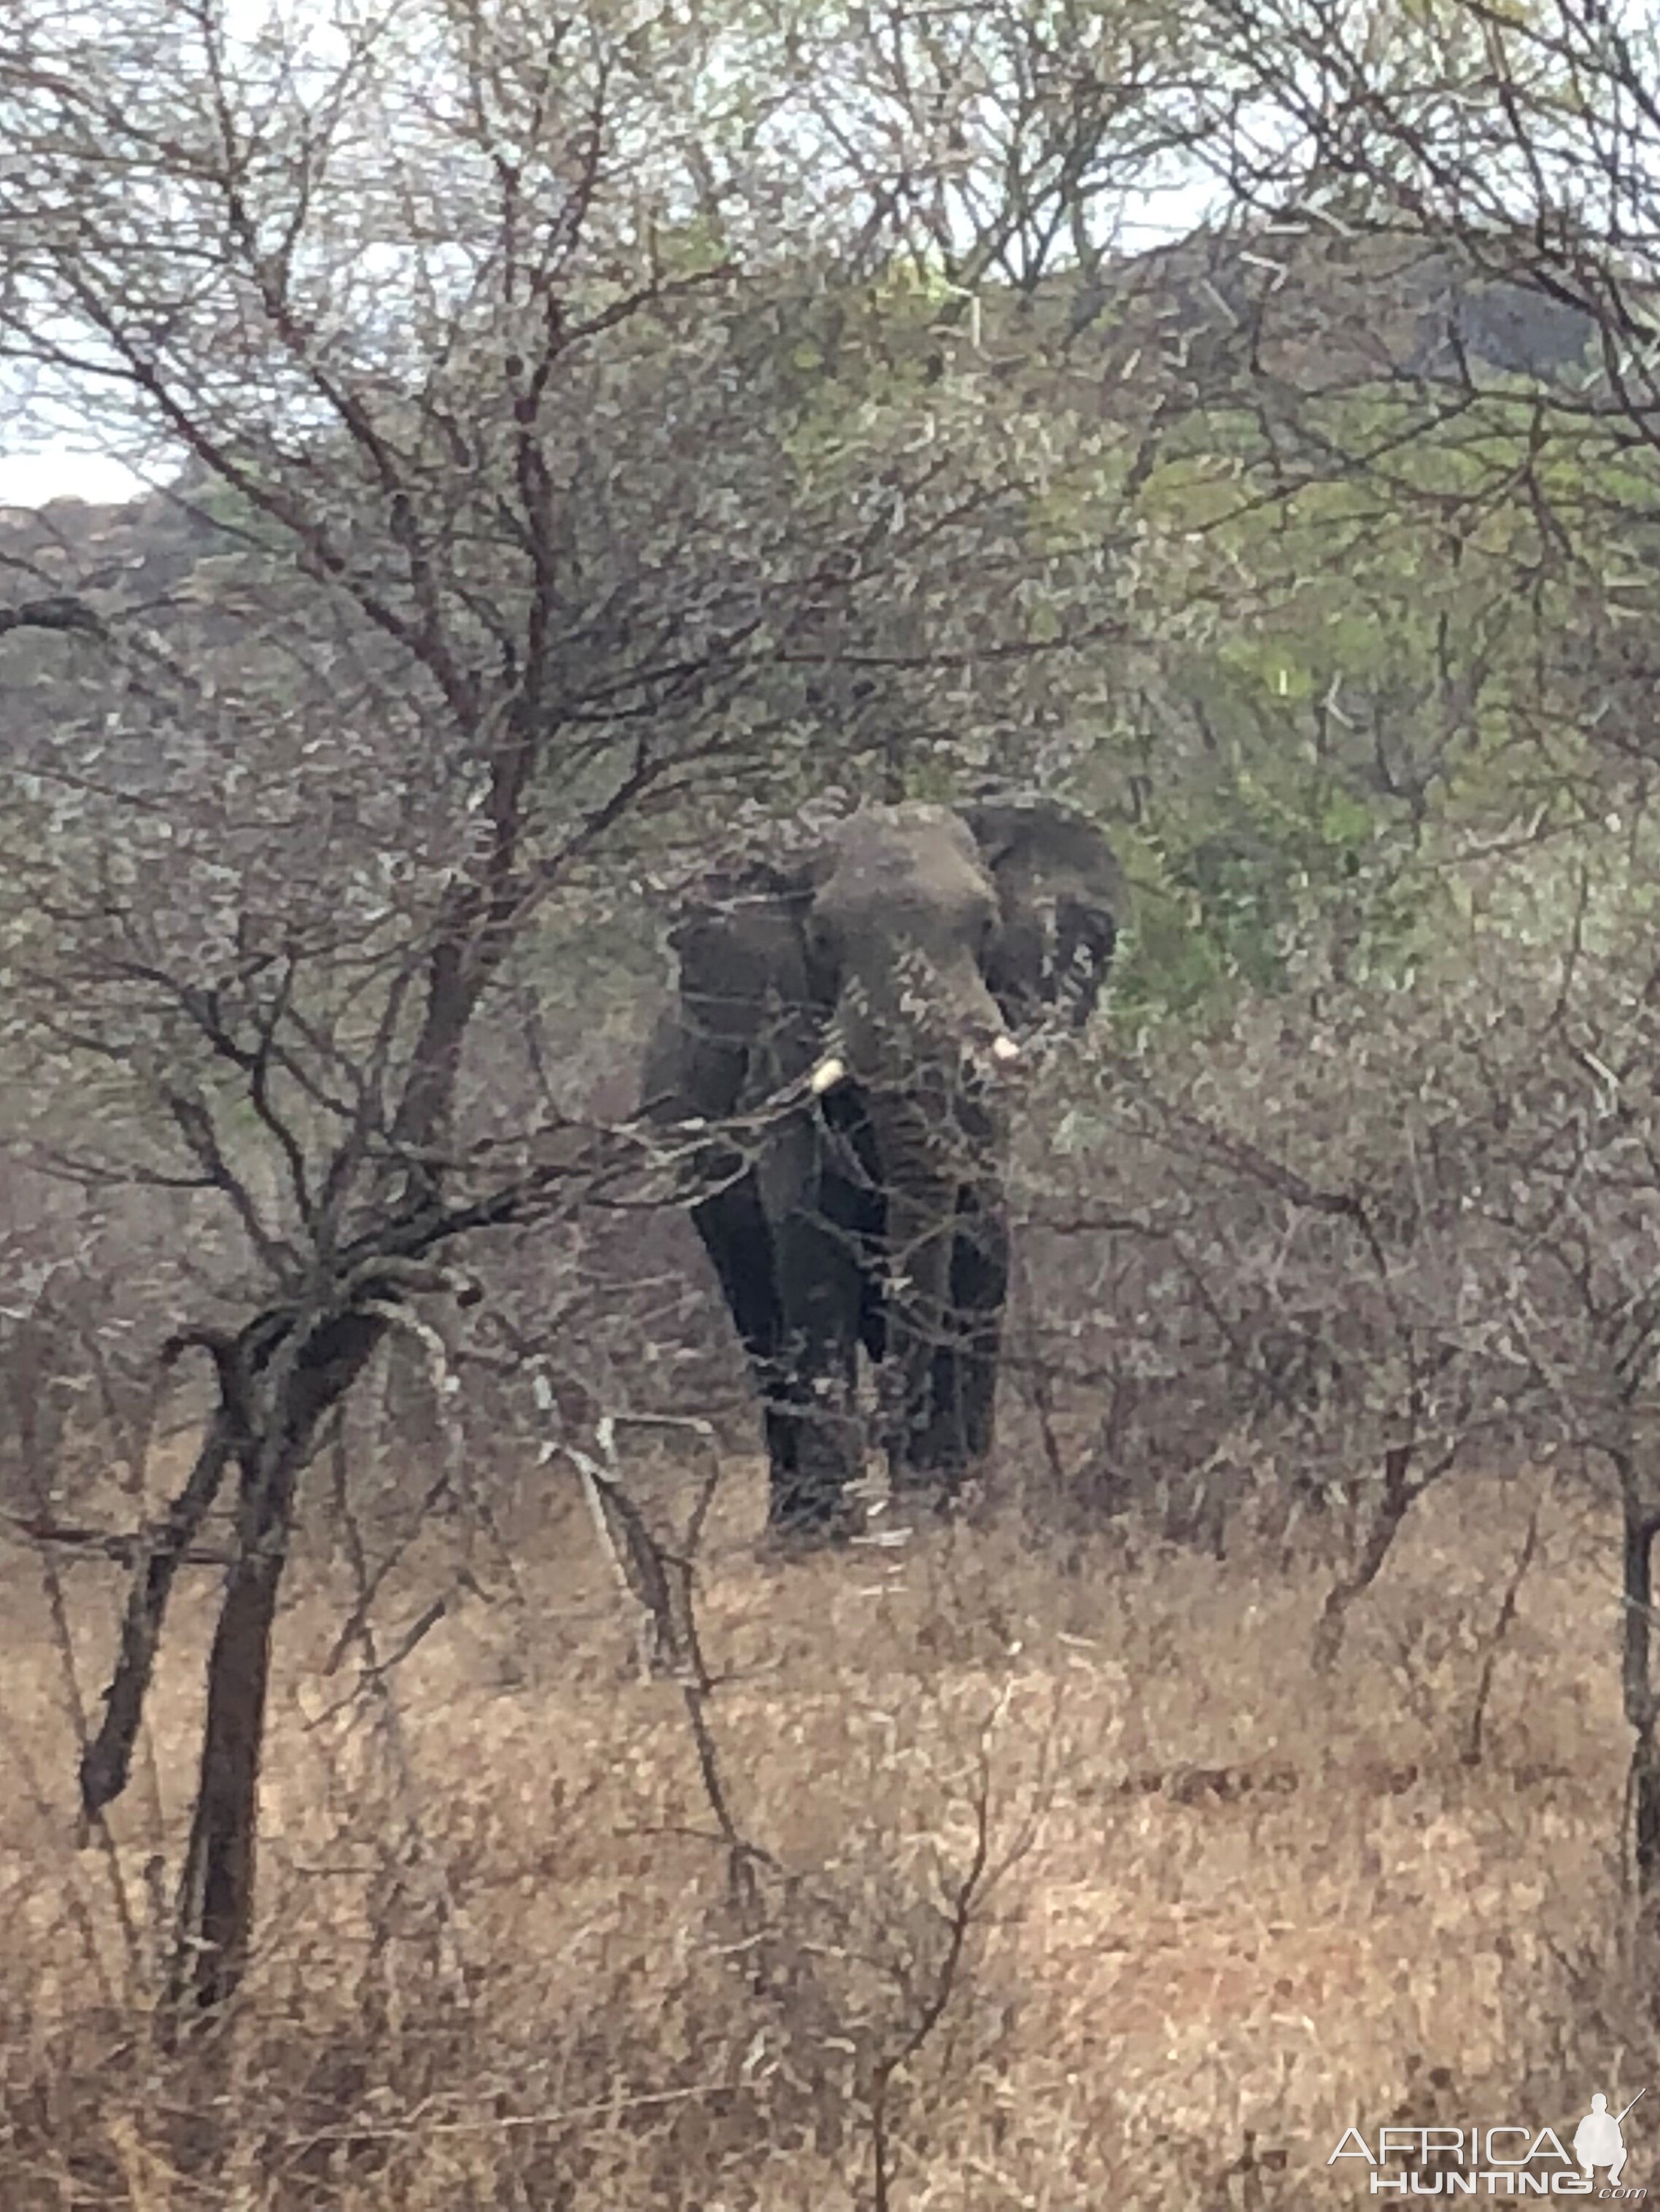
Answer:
[{"left": 0, "top": 447, "right": 152, "bottom": 508}]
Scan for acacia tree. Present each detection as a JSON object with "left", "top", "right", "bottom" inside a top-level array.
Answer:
[{"left": 729, "top": 0, "right": 1216, "bottom": 291}]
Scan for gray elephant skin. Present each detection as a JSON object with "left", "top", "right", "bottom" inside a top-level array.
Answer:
[{"left": 642, "top": 799, "right": 1123, "bottom": 1540}]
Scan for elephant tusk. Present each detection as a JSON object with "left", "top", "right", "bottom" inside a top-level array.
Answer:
[
  {"left": 990, "top": 1034, "right": 1022, "bottom": 1066},
  {"left": 810, "top": 1055, "right": 848, "bottom": 1095}
]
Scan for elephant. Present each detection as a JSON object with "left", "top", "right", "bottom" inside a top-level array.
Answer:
[{"left": 641, "top": 797, "right": 1124, "bottom": 1542}]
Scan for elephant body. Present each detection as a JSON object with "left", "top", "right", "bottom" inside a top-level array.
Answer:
[{"left": 643, "top": 799, "right": 1123, "bottom": 1540}]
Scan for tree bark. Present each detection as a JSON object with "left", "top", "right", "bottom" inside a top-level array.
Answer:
[
  {"left": 1616, "top": 1451, "right": 1660, "bottom": 1891},
  {"left": 169, "top": 1312, "right": 387, "bottom": 2017}
]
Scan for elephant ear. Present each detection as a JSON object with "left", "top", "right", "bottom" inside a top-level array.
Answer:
[
  {"left": 961, "top": 799, "right": 1125, "bottom": 1033},
  {"left": 658, "top": 852, "right": 831, "bottom": 1113}
]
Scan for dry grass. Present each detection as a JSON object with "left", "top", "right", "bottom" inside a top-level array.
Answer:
[{"left": 0, "top": 1459, "right": 1651, "bottom": 2208}]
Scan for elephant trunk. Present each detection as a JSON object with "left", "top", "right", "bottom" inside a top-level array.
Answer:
[
  {"left": 811, "top": 944, "right": 1022, "bottom": 1101},
  {"left": 809, "top": 928, "right": 1018, "bottom": 1491},
  {"left": 864, "top": 1081, "right": 1008, "bottom": 1487},
  {"left": 877, "top": 1176, "right": 957, "bottom": 1478}
]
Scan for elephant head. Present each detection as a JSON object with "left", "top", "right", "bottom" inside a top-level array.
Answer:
[
  {"left": 645, "top": 796, "right": 1124, "bottom": 1540},
  {"left": 799, "top": 805, "right": 1024, "bottom": 1108},
  {"left": 783, "top": 798, "right": 1124, "bottom": 1098}
]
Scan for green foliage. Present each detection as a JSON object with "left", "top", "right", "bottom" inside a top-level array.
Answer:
[{"left": 1038, "top": 367, "right": 1660, "bottom": 1023}]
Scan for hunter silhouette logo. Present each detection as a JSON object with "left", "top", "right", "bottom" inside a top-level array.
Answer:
[
  {"left": 1328, "top": 2089, "right": 1648, "bottom": 2197},
  {"left": 1575, "top": 2095, "right": 1645, "bottom": 2192}
]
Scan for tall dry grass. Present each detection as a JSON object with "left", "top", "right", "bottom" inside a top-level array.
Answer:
[{"left": 0, "top": 1460, "right": 1651, "bottom": 2208}]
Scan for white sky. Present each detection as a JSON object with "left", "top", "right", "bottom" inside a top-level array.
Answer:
[{"left": 0, "top": 447, "right": 152, "bottom": 508}]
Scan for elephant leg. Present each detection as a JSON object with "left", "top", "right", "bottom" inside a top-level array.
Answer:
[
  {"left": 856, "top": 1214, "right": 888, "bottom": 1362},
  {"left": 691, "top": 1181, "right": 799, "bottom": 1492},
  {"left": 909, "top": 1188, "right": 1010, "bottom": 1490},
  {"left": 771, "top": 1203, "right": 865, "bottom": 1534}
]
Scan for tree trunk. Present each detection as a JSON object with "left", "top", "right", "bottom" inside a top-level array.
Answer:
[
  {"left": 1311, "top": 1443, "right": 1421, "bottom": 1672},
  {"left": 170, "top": 1313, "right": 387, "bottom": 2017},
  {"left": 1616, "top": 1451, "right": 1660, "bottom": 1890},
  {"left": 168, "top": 1453, "right": 297, "bottom": 2017}
]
